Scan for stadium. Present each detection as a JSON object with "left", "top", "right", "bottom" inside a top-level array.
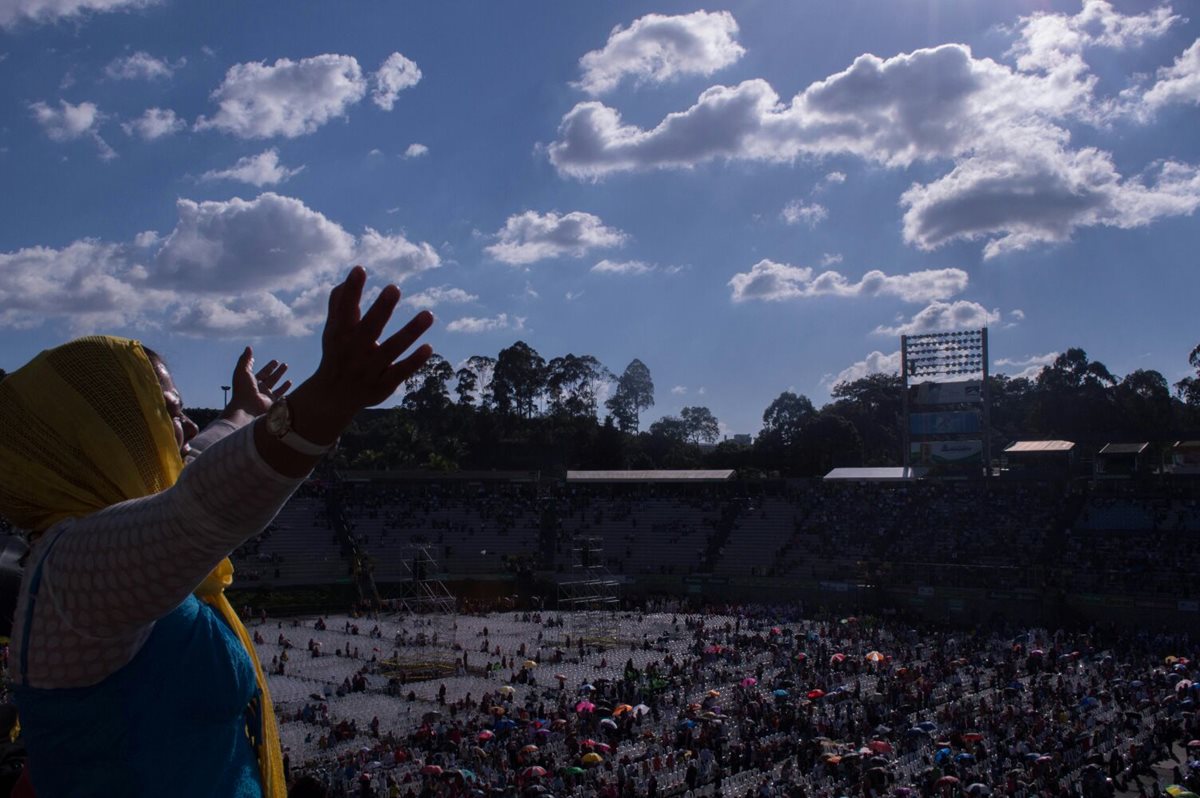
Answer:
[{"left": 5, "top": 327, "right": 1197, "bottom": 797}]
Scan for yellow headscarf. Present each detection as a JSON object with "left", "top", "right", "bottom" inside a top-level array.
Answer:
[{"left": 0, "top": 336, "right": 285, "bottom": 797}]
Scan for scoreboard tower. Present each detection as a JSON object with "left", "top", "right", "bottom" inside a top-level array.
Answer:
[{"left": 901, "top": 329, "right": 991, "bottom": 477}]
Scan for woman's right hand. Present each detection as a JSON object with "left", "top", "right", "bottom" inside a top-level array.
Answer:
[
  {"left": 256, "top": 266, "right": 434, "bottom": 472},
  {"left": 309, "top": 265, "right": 435, "bottom": 420}
]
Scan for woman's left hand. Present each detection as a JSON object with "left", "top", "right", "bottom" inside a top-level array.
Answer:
[{"left": 223, "top": 347, "right": 292, "bottom": 420}]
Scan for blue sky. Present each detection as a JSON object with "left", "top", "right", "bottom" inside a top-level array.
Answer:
[{"left": 1, "top": 0, "right": 1198, "bottom": 436}]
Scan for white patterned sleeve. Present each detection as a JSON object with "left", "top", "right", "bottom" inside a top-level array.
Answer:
[
  {"left": 40, "top": 421, "right": 308, "bottom": 638},
  {"left": 184, "top": 417, "right": 242, "bottom": 463}
]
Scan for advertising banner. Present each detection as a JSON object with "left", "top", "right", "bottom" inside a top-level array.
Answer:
[
  {"left": 910, "top": 441, "right": 983, "bottom": 465},
  {"left": 910, "top": 380, "right": 982, "bottom": 405},
  {"left": 909, "top": 411, "right": 981, "bottom": 435}
]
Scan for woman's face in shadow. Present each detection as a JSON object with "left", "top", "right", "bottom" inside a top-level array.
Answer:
[{"left": 151, "top": 359, "right": 199, "bottom": 457}]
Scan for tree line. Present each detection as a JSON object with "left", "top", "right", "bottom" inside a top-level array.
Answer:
[
  {"left": 9, "top": 340, "right": 1193, "bottom": 478},
  {"left": 317, "top": 341, "right": 1200, "bottom": 476}
]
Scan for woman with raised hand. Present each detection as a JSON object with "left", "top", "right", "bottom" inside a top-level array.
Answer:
[{"left": 0, "top": 266, "right": 433, "bottom": 797}]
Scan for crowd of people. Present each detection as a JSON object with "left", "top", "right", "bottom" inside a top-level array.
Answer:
[{"left": 246, "top": 603, "right": 1200, "bottom": 798}]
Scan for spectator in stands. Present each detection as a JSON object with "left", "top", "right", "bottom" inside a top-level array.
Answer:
[{"left": 0, "top": 266, "right": 434, "bottom": 797}]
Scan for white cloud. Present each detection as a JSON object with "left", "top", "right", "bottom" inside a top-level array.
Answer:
[
  {"left": 577, "top": 10, "right": 744, "bottom": 96},
  {"left": 901, "top": 147, "right": 1200, "bottom": 258},
  {"left": 820, "top": 171, "right": 846, "bottom": 187},
  {"left": 105, "top": 51, "right": 180, "bottom": 80},
  {"left": 820, "top": 253, "right": 843, "bottom": 266},
  {"left": 355, "top": 227, "right": 441, "bottom": 283},
  {"left": 30, "top": 99, "right": 99, "bottom": 141},
  {"left": 0, "top": 0, "right": 155, "bottom": 28},
  {"left": 995, "top": 351, "right": 1059, "bottom": 380},
  {"left": 122, "top": 107, "right": 185, "bottom": 140},
  {"left": 0, "top": 239, "right": 168, "bottom": 331},
  {"left": 401, "top": 285, "right": 478, "bottom": 308},
  {"left": 823, "top": 350, "right": 901, "bottom": 389},
  {"left": 565, "top": 290, "right": 584, "bottom": 301},
  {"left": 671, "top": 385, "right": 687, "bottom": 395},
  {"left": 697, "top": 387, "right": 706, "bottom": 395},
  {"left": 486, "top": 210, "right": 626, "bottom": 265},
  {"left": 872, "top": 300, "right": 1000, "bottom": 336},
  {"left": 171, "top": 292, "right": 309, "bottom": 337},
  {"left": 1007, "top": 0, "right": 1179, "bottom": 74},
  {"left": 195, "top": 54, "right": 367, "bottom": 139},
  {"left": 133, "top": 230, "right": 159, "bottom": 248},
  {"left": 152, "top": 193, "right": 355, "bottom": 294},
  {"left": 446, "top": 313, "right": 525, "bottom": 334},
  {"left": 30, "top": 99, "right": 115, "bottom": 158},
  {"left": 0, "top": 192, "right": 441, "bottom": 337},
  {"left": 371, "top": 52, "right": 421, "bottom": 110},
  {"left": 1010, "top": 309, "right": 1025, "bottom": 321},
  {"left": 591, "top": 258, "right": 653, "bottom": 275},
  {"left": 729, "top": 260, "right": 969, "bottom": 304},
  {"left": 551, "top": 4, "right": 1200, "bottom": 258},
  {"left": 781, "top": 200, "right": 827, "bottom": 227},
  {"left": 200, "top": 148, "right": 304, "bottom": 186},
  {"left": 1142, "top": 39, "right": 1200, "bottom": 112},
  {"left": 403, "top": 142, "right": 429, "bottom": 158}
]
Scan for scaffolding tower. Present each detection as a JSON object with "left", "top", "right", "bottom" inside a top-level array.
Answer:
[
  {"left": 378, "top": 544, "right": 459, "bottom": 682},
  {"left": 556, "top": 535, "right": 621, "bottom": 650}
]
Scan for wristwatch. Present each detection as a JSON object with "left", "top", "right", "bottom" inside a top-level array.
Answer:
[{"left": 264, "top": 398, "right": 337, "bottom": 456}]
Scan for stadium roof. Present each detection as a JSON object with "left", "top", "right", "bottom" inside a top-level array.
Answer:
[
  {"left": 1099, "top": 442, "right": 1149, "bottom": 455},
  {"left": 823, "top": 467, "right": 928, "bottom": 481},
  {"left": 566, "top": 470, "right": 734, "bottom": 483},
  {"left": 337, "top": 470, "right": 540, "bottom": 482},
  {"left": 1004, "top": 440, "right": 1075, "bottom": 453}
]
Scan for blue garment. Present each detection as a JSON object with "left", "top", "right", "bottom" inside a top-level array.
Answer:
[{"left": 12, "top": 530, "right": 264, "bottom": 797}]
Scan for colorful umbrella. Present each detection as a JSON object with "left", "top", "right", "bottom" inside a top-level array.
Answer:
[{"left": 582, "top": 752, "right": 603, "bottom": 766}]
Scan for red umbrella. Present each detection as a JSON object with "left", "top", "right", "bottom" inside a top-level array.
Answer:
[
  {"left": 936, "top": 776, "right": 960, "bottom": 788},
  {"left": 869, "top": 740, "right": 893, "bottom": 754},
  {"left": 477, "top": 731, "right": 494, "bottom": 742},
  {"left": 521, "top": 766, "right": 547, "bottom": 779},
  {"left": 830, "top": 653, "right": 846, "bottom": 664},
  {"left": 963, "top": 733, "right": 984, "bottom": 743},
  {"left": 421, "top": 765, "right": 444, "bottom": 776},
  {"left": 807, "top": 689, "right": 826, "bottom": 700},
  {"left": 575, "top": 701, "right": 595, "bottom": 713},
  {"left": 580, "top": 738, "right": 598, "bottom": 749}
]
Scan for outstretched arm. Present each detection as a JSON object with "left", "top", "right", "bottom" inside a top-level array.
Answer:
[{"left": 22, "top": 267, "right": 434, "bottom": 684}]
